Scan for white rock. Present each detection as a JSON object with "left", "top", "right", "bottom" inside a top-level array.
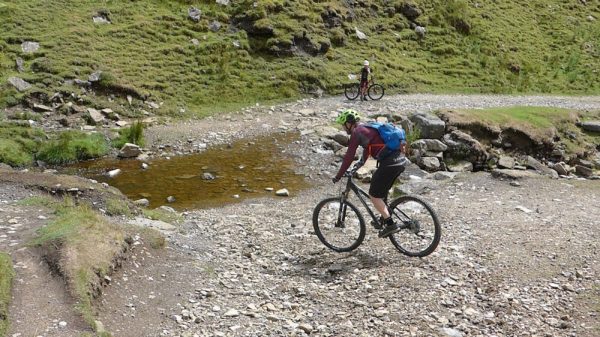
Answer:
[
  {"left": 223, "top": 309, "right": 239, "bottom": 317},
  {"left": 107, "top": 169, "right": 121, "bottom": 178},
  {"left": 275, "top": 189, "right": 289, "bottom": 197}
]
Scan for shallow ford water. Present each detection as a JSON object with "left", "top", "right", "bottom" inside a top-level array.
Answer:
[{"left": 64, "top": 133, "right": 309, "bottom": 210}]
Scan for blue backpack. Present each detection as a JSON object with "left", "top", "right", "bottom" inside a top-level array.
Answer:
[{"left": 366, "top": 122, "right": 406, "bottom": 159}]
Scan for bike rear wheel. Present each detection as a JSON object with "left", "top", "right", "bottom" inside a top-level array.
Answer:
[
  {"left": 368, "top": 84, "right": 384, "bottom": 100},
  {"left": 313, "top": 197, "right": 366, "bottom": 252},
  {"left": 388, "top": 195, "right": 441, "bottom": 257},
  {"left": 344, "top": 83, "right": 360, "bottom": 100}
]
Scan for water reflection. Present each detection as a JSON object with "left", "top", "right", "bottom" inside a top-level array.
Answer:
[{"left": 62, "top": 133, "right": 308, "bottom": 210}]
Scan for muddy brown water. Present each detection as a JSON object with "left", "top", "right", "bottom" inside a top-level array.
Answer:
[{"left": 61, "top": 133, "right": 309, "bottom": 210}]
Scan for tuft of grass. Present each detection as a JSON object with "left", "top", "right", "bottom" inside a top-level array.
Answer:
[
  {"left": 112, "top": 120, "right": 145, "bottom": 149},
  {"left": 17, "top": 194, "right": 58, "bottom": 207},
  {"left": 36, "top": 130, "right": 110, "bottom": 165},
  {"left": 142, "top": 208, "right": 182, "bottom": 224},
  {"left": 0, "top": 252, "right": 14, "bottom": 337},
  {"left": 105, "top": 198, "right": 132, "bottom": 217}
]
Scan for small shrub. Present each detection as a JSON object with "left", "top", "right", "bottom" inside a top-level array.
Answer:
[
  {"left": 112, "top": 120, "right": 145, "bottom": 149},
  {"left": 97, "top": 71, "right": 116, "bottom": 89},
  {"left": 0, "top": 88, "right": 20, "bottom": 108}
]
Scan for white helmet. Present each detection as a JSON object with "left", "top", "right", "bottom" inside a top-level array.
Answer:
[{"left": 363, "top": 60, "right": 369, "bottom": 66}]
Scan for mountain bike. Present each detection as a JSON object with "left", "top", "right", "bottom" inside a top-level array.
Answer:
[
  {"left": 344, "top": 79, "right": 385, "bottom": 101},
  {"left": 312, "top": 166, "right": 441, "bottom": 256}
]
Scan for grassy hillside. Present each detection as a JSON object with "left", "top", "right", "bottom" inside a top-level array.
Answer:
[{"left": 0, "top": 0, "right": 599, "bottom": 116}]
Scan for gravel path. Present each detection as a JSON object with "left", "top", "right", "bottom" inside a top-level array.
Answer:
[
  {"left": 3, "top": 94, "right": 600, "bottom": 337},
  {"left": 106, "top": 94, "right": 600, "bottom": 336}
]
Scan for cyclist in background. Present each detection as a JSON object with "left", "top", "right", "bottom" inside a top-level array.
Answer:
[
  {"left": 332, "top": 109, "right": 407, "bottom": 238},
  {"left": 359, "top": 60, "right": 372, "bottom": 101}
]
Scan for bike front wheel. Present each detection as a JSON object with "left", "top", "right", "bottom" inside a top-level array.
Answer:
[
  {"left": 388, "top": 195, "right": 441, "bottom": 257},
  {"left": 313, "top": 197, "right": 366, "bottom": 252},
  {"left": 344, "top": 83, "right": 360, "bottom": 100},
  {"left": 368, "top": 84, "right": 384, "bottom": 100}
]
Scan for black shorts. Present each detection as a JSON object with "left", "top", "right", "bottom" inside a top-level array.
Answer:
[{"left": 369, "top": 153, "right": 406, "bottom": 198}]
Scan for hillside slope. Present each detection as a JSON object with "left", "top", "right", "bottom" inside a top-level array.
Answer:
[{"left": 0, "top": 0, "right": 599, "bottom": 116}]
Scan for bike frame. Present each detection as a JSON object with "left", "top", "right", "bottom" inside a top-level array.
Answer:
[
  {"left": 339, "top": 176, "right": 379, "bottom": 224},
  {"left": 336, "top": 173, "right": 412, "bottom": 230}
]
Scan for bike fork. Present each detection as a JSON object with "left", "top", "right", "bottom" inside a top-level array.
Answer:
[{"left": 336, "top": 193, "right": 349, "bottom": 228}]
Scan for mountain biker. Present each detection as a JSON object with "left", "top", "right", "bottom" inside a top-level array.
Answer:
[
  {"left": 360, "top": 60, "right": 372, "bottom": 101},
  {"left": 332, "top": 109, "right": 407, "bottom": 238}
]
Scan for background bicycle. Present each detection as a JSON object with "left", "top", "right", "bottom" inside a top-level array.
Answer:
[
  {"left": 312, "top": 166, "right": 441, "bottom": 257},
  {"left": 344, "top": 76, "right": 385, "bottom": 101}
]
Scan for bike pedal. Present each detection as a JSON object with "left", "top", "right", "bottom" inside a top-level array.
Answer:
[{"left": 370, "top": 220, "right": 383, "bottom": 230}]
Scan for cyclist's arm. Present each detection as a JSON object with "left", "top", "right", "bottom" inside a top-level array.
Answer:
[{"left": 335, "top": 133, "right": 361, "bottom": 180}]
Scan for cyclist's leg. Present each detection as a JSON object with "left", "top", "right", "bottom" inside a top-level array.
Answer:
[
  {"left": 369, "top": 164, "right": 404, "bottom": 217},
  {"left": 360, "top": 80, "right": 368, "bottom": 100}
]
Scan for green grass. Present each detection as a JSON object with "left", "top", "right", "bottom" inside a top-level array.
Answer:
[
  {"left": 142, "top": 208, "right": 183, "bottom": 224},
  {"left": 450, "top": 106, "right": 577, "bottom": 130},
  {"left": 0, "top": 0, "right": 598, "bottom": 118},
  {"left": 36, "top": 130, "right": 110, "bottom": 165},
  {"left": 0, "top": 122, "right": 45, "bottom": 167},
  {"left": 16, "top": 195, "right": 59, "bottom": 208},
  {"left": 105, "top": 198, "right": 132, "bottom": 217},
  {"left": 0, "top": 123, "right": 111, "bottom": 167},
  {"left": 0, "top": 252, "right": 14, "bottom": 337}
]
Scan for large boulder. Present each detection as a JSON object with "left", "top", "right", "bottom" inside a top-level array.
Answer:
[
  {"left": 447, "top": 161, "right": 473, "bottom": 172},
  {"left": 579, "top": 121, "right": 600, "bottom": 133},
  {"left": 188, "top": 7, "right": 201, "bottom": 22},
  {"left": 411, "top": 139, "right": 448, "bottom": 152},
  {"left": 409, "top": 113, "right": 445, "bottom": 139},
  {"left": 442, "top": 130, "right": 489, "bottom": 168},
  {"left": 21, "top": 41, "right": 39, "bottom": 53},
  {"left": 399, "top": 3, "right": 421, "bottom": 20},
  {"left": 525, "top": 156, "right": 558, "bottom": 178},
  {"left": 497, "top": 156, "right": 515, "bottom": 169},
  {"left": 419, "top": 157, "right": 441, "bottom": 171},
  {"left": 118, "top": 143, "right": 142, "bottom": 158},
  {"left": 575, "top": 165, "right": 593, "bottom": 178},
  {"left": 8, "top": 77, "right": 32, "bottom": 92},
  {"left": 85, "top": 108, "right": 105, "bottom": 125}
]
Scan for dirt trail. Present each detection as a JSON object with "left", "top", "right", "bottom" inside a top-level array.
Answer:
[{"left": 0, "top": 184, "right": 91, "bottom": 336}]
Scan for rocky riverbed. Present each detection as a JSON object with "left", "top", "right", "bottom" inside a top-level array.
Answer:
[{"left": 2, "top": 94, "right": 600, "bottom": 337}]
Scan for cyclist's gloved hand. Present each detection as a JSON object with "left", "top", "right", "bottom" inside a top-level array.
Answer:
[
  {"left": 332, "top": 176, "right": 340, "bottom": 184},
  {"left": 352, "top": 159, "right": 365, "bottom": 171}
]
